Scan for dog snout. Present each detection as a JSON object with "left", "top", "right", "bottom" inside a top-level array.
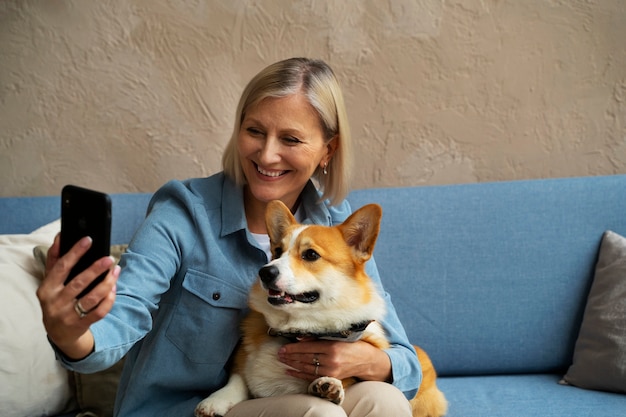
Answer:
[{"left": 259, "top": 264, "right": 279, "bottom": 286}]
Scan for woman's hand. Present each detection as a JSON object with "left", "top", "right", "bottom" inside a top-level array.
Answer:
[
  {"left": 277, "top": 339, "right": 392, "bottom": 383},
  {"left": 36, "top": 233, "right": 119, "bottom": 360}
]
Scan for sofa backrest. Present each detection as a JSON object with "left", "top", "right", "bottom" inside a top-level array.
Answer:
[
  {"left": 0, "top": 193, "right": 153, "bottom": 245},
  {"left": 4, "top": 175, "right": 625, "bottom": 377},
  {"left": 347, "top": 175, "right": 626, "bottom": 377}
]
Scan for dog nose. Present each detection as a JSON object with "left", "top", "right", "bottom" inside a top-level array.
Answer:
[{"left": 259, "top": 264, "right": 279, "bottom": 285}]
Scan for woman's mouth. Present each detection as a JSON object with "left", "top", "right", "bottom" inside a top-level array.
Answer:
[{"left": 256, "top": 164, "right": 287, "bottom": 178}]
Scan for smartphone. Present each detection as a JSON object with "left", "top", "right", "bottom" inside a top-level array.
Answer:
[{"left": 60, "top": 185, "right": 112, "bottom": 299}]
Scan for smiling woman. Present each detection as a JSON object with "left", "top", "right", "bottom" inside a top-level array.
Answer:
[
  {"left": 36, "top": 57, "right": 420, "bottom": 417},
  {"left": 223, "top": 58, "right": 352, "bottom": 209},
  {"left": 236, "top": 93, "right": 337, "bottom": 233}
]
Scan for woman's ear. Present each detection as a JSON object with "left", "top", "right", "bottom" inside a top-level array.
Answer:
[{"left": 324, "top": 135, "right": 339, "bottom": 162}]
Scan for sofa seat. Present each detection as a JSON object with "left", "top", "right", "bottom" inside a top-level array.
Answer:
[{"left": 438, "top": 374, "right": 626, "bottom": 416}]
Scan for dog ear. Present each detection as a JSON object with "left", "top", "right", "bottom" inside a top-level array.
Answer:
[
  {"left": 265, "top": 200, "right": 297, "bottom": 247},
  {"left": 339, "top": 204, "right": 382, "bottom": 261}
]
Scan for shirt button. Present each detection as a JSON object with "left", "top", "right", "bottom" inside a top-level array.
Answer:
[{"left": 212, "top": 292, "right": 221, "bottom": 301}]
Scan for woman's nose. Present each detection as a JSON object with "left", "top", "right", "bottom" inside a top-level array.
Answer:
[{"left": 257, "top": 137, "right": 281, "bottom": 164}]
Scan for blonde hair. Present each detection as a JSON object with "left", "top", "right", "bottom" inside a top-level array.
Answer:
[{"left": 222, "top": 57, "right": 352, "bottom": 206}]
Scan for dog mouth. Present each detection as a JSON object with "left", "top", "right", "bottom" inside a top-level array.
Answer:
[{"left": 267, "top": 289, "right": 320, "bottom": 305}]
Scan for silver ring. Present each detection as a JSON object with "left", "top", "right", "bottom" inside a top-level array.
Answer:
[
  {"left": 313, "top": 355, "right": 320, "bottom": 367},
  {"left": 313, "top": 354, "right": 321, "bottom": 375},
  {"left": 74, "top": 300, "right": 89, "bottom": 319}
]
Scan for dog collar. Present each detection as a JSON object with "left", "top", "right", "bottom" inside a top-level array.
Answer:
[{"left": 267, "top": 320, "right": 374, "bottom": 342}]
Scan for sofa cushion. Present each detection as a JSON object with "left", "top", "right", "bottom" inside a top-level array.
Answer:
[
  {"left": 438, "top": 374, "right": 626, "bottom": 417},
  {"left": 71, "top": 357, "right": 126, "bottom": 417},
  {"left": 561, "top": 230, "right": 626, "bottom": 393},
  {"left": 0, "top": 220, "right": 74, "bottom": 417}
]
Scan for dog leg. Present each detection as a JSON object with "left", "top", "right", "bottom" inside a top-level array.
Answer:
[
  {"left": 195, "top": 374, "right": 249, "bottom": 417},
  {"left": 308, "top": 377, "right": 345, "bottom": 404}
]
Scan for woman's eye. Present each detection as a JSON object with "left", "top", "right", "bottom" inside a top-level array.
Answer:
[
  {"left": 302, "top": 249, "right": 320, "bottom": 261},
  {"left": 283, "top": 136, "right": 302, "bottom": 145},
  {"left": 246, "top": 127, "right": 263, "bottom": 136}
]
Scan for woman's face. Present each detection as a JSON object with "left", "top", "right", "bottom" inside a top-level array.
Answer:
[{"left": 238, "top": 93, "right": 336, "bottom": 212}]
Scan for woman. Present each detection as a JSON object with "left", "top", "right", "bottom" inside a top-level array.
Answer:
[{"left": 37, "top": 57, "right": 421, "bottom": 417}]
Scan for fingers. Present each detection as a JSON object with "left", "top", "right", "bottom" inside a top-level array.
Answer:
[
  {"left": 43, "top": 235, "right": 115, "bottom": 301},
  {"left": 63, "top": 255, "right": 116, "bottom": 300},
  {"left": 38, "top": 258, "right": 119, "bottom": 325},
  {"left": 278, "top": 340, "right": 381, "bottom": 382},
  {"left": 278, "top": 340, "right": 342, "bottom": 381},
  {"left": 45, "top": 233, "right": 61, "bottom": 274},
  {"left": 279, "top": 340, "right": 336, "bottom": 360},
  {"left": 71, "top": 265, "right": 120, "bottom": 319},
  {"left": 44, "top": 236, "right": 93, "bottom": 288}
]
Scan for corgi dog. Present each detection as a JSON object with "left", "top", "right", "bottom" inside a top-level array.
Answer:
[{"left": 195, "top": 200, "right": 447, "bottom": 417}]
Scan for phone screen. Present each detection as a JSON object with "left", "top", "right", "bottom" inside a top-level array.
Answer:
[{"left": 60, "top": 185, "right": 112, "bottom": 298}]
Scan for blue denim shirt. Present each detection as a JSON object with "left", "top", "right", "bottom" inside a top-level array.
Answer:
[{"left": 58, "top": 173, "right": 421, "bottom": 416}]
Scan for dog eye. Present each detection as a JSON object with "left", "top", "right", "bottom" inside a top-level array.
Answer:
[
  {"left": 302, "top": 249, "right": 320, "bottom": 261},
  {"left": 273, "top": 247, "right": 283, "bottom": 259}
]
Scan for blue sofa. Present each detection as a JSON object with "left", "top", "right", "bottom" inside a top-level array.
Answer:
[{"left": 2, "top": 175, "right": 625, "bottom": 416}]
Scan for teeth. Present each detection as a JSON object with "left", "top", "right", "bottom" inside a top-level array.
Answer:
[
  {"left": 269, "top": 290, "right": 288, "bottom": 298},
  {"left": 257, "top": 166, "right": 285, "bottom": 177}
]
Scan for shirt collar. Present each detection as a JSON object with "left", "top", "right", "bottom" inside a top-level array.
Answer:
[
  {"left": 220, "top": 174, "right": 247, "bottom": 237},
  {"left": 299, "top": 180, "right": 333, "bottom": 226}
]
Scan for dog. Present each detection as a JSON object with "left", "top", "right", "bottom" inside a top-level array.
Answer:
[{"left": 195, "top": 200, "right": 447, "bottom": 417}]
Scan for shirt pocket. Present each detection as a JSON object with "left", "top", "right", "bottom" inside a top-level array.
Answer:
[{"left": 165, "top": 269, "right": 248, "bottom": 364}]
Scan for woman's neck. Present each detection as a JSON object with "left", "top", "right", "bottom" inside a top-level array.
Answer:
[
  {"left": 244, "top": 200, "right": 268, "bottom": 234},
  {"left": 243, "top": 187, "right": 300, "bottom": 234}
]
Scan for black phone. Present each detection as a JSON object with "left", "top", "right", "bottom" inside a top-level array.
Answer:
[{"left": 60, "top": 185, "right": 112, "bottom": 299}]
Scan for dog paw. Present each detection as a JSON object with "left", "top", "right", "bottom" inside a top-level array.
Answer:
[
  {"left": 194, "top": 397, "right": 233, "bottom": 417},
  {"left": 308, "top": 377, "right": 345, "bottom": 404},
  {"left": 195, "top": 374, "right": 248, "bottom": 417}
]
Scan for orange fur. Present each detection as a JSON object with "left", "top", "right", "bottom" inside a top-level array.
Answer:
[{"left": 412, "top": 346, "right": 448, "bottom": 417}]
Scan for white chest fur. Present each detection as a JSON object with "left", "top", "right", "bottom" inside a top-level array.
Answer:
[{"left": 244, "top": 337, "right": 310, "bottom": 398}]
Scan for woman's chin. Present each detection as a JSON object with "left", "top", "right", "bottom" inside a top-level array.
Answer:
[{"left": 249, "top": 188, "right": 300, "bottom": 208}]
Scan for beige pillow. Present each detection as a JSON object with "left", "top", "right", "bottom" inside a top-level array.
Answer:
[
  {"left": 32, "top": 242, "right": 128, "bottom": 417},
  {"left": 0, "top": 220, "right": 74, "bottom": 417},
  {"left": 561, "top": 230, "right": 626, "bottom": 393}
]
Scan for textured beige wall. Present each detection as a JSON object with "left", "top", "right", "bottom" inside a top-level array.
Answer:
[{"left": 1, "top": 0, "right": 625, "bottom": 197}]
